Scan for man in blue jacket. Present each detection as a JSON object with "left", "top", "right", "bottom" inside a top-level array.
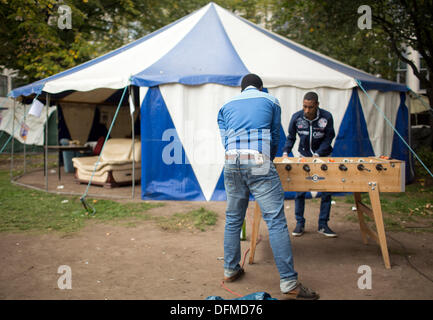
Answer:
[
  {"left": 218, "top": 74, "right": 319, "bottom": 300},
  {"left": 282, "top": 92, "right": 337, "bottom": 238}
]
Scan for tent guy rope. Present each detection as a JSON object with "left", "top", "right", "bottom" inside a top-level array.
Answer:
[
  {"left": 356, "top": 79, "right": 433, "bottom": 179},
  {"left": 79, "top": 86, "right": 128, "bottom": 215}
]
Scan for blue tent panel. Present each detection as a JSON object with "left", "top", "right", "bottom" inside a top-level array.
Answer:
[
  {"left": 132, "top": 4, "right": 249, "bottom": 87},
  {"left": 210, "top": 123, "right": 287, "bottom": 201},
  {"left": 333, "top": 88, "right": 375, "bottom": 157},
  {"left": 141, "top": 87, "right": 206, "bottom": 201},
  {"left": 210, "top": 171, "right": 227, "bottom": 201},
  {"left": 391, "top": 93, "right": 413, "bottom": 182}
]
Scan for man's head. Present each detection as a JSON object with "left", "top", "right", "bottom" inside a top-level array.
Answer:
[
  {"left": 241, "top": 74, "right": 263, "bottom": 91},
  {"left": 303, "top": 92, "right": 319, "bottom": 120}
]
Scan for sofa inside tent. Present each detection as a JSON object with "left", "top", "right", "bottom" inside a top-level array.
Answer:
[
  {"left": 9, "top": 2, "right": 412, "bottom": 201},
  {"left": 72, "top": 138, "right": 141, "bottom": 188}
]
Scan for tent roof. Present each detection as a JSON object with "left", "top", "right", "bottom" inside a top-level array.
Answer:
[{"left": 10, "top": 2, "right": 407, "bottom": 99}]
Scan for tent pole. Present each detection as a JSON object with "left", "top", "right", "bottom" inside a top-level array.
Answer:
[
  {"left": 45, "top": 93, "right": 50, "bottom": 192},
  {"left": 23, "top": 103, "right": 26, "bottom": 175},
  {"left": 130, "top": 86, "right": 135, "bottom": 200},
  {"left": 10, "top": 98, "right": 15, "bottom": 180},
  {"left": 55, "top": 105, "right": 59, "bottom": 180}
]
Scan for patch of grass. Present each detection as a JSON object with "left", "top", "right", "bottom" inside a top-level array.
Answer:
[
  {"left": 414, "top": 147, "right": 433, "bottom": 178},
  {"left": 156, "top": 207, "right": 217, "bottom": 232},
  {"left": 342, "top": 182, "right": 433, "bottom": 233},
  {"left": 0, "top": 153, "right": 58, "bottom": 174},
  {"left": 345, "top": 214, "right": 358, "bottom": 223},
  {"left": 87, "top": 200, "right": 162, "bottom": 221},
  {"left": 0, "top": 169, "right": 219, "bottom": 234},
  {"left": 0, "top": 170, "right": 164, "bottom": 234}
]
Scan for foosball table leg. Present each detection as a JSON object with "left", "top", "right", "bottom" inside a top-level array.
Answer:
[
  {"left": 354, "top": 189, "right": 391, "bottom": 269},
  {"left": 368, "top": 185, "right": 391, "bottom": 269}
]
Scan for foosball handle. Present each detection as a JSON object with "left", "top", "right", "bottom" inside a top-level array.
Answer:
[{"left": 339, "top": 164, "right": 348, "bottom": 171}]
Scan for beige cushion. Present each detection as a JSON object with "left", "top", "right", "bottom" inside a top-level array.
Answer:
[
  {"left": 101, "top": 138, "right": 141, "bottom": 162},
  {"left": 75, "top": 167, "right": 141, "bottom": 184},
  {"left": 72, "top": 138, "right": 141, "bottom": 173},
  {"left": 72, "top": 156, "right": 140, "bottom": 173}
]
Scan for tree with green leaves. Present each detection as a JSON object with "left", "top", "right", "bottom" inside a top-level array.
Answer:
[
  {"left": 0, "top": 0, "right": 145, "bottom": 82},
  {"left": 270, "top": 0, "right": 433, "bottom": 150},
  {"left": 0, "top": 0, "right": 271, "bottom": 84},
  {"left": 269, "top": 0, "right": 399, "bottom": 81},
  {"left": 270, "top": 0, "right": 433, "bottom": 105},
  {"left": 369, "top": 0, "right": 433, "bottom": 108}
]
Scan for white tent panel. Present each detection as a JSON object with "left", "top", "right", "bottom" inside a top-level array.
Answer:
[
  {"left": 61, "top": 103, "right": 95, "bottom": 144},
  {"left": 268, "top": 86, "right": 352, "bottom": 155},
  {"left": 42, "top": 5, "right": 209, "bottom": 94},
  {"left": 160, "top": 83, "right": 239, "bottom": 201},
  {"left": 215, "top": 5, "right": 356, "bottom": 89},
  {"left": 0, "top": 103, "right": 56, "bottom": 145},
  {"left": 358, "top": 89, "right": 400, "bottom": 156}
]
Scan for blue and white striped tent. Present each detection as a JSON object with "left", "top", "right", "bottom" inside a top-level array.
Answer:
[{"left": 10, "top": 2, "right": 410, "bottom": 201}]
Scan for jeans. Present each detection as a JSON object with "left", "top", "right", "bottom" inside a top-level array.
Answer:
[
  {"left": 294, "top": 192, "right": 332, "bottom": 227},
  {"left": 223, "top": 154, "right": 298, "bottom": 292}
]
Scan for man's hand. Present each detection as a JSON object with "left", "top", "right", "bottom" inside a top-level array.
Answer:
[{"left": 282, "top": 152, "right": 289, "bottom": 158}]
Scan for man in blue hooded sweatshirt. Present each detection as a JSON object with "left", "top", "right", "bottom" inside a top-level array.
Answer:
[{"left": 218, "top": 74, "right": 319, "bottom": 300}]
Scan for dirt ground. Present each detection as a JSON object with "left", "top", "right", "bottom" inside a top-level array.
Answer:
[{"left": 1, "top": 168, "right": 433, "bottom": 300}]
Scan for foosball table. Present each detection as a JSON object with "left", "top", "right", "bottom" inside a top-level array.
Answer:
[{"left": 249, "top": 156, "right": 405, "bottom": 269}]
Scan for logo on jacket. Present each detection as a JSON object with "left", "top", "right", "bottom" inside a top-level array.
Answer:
[
  {"left": 318, "top": 118, "right": 327, "bottom": 128},
  {"left": 313, "top": 131, "right": 324, "bottom": 138},
  {"left": 297, "top": 119, "right": 308, "bottom": 129}
]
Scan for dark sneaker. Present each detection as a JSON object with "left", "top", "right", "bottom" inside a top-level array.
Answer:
[
  {"left": 284, "top": 283, "right": 320, "bottom": 300},
  {"left": 318, "top": 225, "right": 338, "bottom": 238},
  {"left": 292, "top": 224, "right": 304, "bottom": 237},
  {"left": 223, "top": 268, "right": 244, "bottom": 282}
]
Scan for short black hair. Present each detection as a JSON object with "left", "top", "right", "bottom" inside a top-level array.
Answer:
[
  {"left": 241, "top": 74, "right": 263, "bottom": 91},
  {"left": 303, "top": 92, "right": 319, "bottom": 102}
]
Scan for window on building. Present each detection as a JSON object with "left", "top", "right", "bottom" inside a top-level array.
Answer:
[
  {"left": 12, "top": 77, "right": 27, "bottom": 90},
  {"left": 419, "top": 57, "right": 429, "bottom": 91},
  {"left": 0, "top": 75, "right": 8, "bottom": 97},
  {"left": 396, "top": 59, "right": 407, "bottom": 84}
]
